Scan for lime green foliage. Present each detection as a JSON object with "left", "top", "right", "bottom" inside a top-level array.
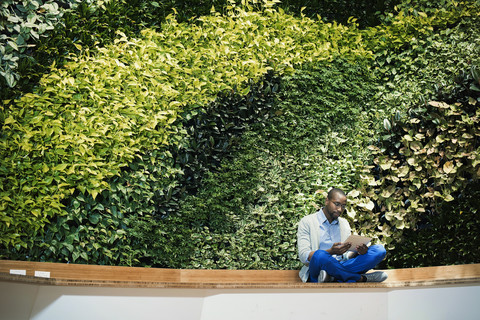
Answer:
[{"left": 0, "top": 3, "right": 371, "bottom": 249}]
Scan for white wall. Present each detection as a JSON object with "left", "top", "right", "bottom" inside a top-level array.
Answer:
[
  {"left": 0, "top": 282, "right": 38, "bottom": 320},
  {"left": 1, "top": 281, "right": 479, "bottom": 320},
  {"left": 200, "top": 288, "right": 387, "bottom": 320},
  {"left": 0, "top": 283, "right": 206, "bottom": 320},
  {"left": 388, "top": 285, "right": 480, "bottom": 320}
]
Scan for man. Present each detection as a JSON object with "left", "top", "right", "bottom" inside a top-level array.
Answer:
[{"left": 297, "top": 187, "right": 387, "bottom": 283}]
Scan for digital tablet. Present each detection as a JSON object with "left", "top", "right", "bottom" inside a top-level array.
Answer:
[{"left": 344, "top": 235, "right": 372, "bottom": 252}]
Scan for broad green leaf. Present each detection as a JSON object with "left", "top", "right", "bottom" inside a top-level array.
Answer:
[
  {"left": 443, "top": 161, "right": 455, "bottom": 174},
  {"left": 88, "top": 213, "right": 101, "bottom": 225}
]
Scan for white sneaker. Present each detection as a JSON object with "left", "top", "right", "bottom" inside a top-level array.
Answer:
[
  {"left": 318, "top": 270, "right": 333, "bottom": 283},
  {"left": 363, "top": 271, "right": 388, "bottom": 282}
]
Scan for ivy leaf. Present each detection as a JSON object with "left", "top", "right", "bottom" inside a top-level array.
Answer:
[
  {"left": 443, "top": 161, "right": 455, "bottom": 174},
  {"left": 89, "top": 213, "right": 101, "bottom": 225},
  {"left": 365, "top": 200, "right": 375, "bottom": 211},
  {"left": 443, "top": 194, "right": 455, "bottom": 202},
  {"left": 383, "top": 118, "right": 392, "bottom": 131}
]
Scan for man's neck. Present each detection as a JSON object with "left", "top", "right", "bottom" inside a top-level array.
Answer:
[{"left": 322, "top": 207, "right": 336, "bottom": 224}]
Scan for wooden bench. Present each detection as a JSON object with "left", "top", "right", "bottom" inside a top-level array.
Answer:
[
  {"left": 1, "top": 260, "right": 479, "bottom": 288},
  {"left": 2, "top": 260, "right": 480, "bottom": 320}
]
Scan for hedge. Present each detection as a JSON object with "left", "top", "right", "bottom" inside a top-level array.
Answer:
[{"left": 1, "top": 1, "right": 372, "bottom": 250}]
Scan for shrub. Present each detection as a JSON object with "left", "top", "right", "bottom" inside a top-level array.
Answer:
[
  {"left": 2, "top": 0, "right": 479, "bottom": 269},
  {"left": 0, "top": 0, "right": 79, "bottom": 89},
  {"left": 384, "top": 180, "right": 480, "bottom": 268},
  {"left": 350, "top": 65, "right": 480, "bottom": 250}
]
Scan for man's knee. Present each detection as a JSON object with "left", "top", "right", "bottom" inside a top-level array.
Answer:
[
  {"left": 369, "top": 244, "right": 386, "bottom": 259},
  {"left": 311, "top": 250, "right": 331, "bottom": 264}
]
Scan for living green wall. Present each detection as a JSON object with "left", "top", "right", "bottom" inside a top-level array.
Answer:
[
  {"left": 1, "top": 0, "right": 371, "bottom": 252},
  {"left": 1, "top": 0, "right": 479, "bottom": 268},
  {"left": 1, "top": 0, "right": 400, "bottom": 99}
]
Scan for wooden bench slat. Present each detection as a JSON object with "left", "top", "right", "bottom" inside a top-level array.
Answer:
[{"left": 1, "top": 260, "right": 480, "bottom": 289}]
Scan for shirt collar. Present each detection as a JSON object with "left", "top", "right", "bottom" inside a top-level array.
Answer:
[{"left": 317, "top": 208, "right": 339, "bottom": 225}]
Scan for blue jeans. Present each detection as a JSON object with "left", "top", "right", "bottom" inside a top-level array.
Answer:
[{"left": 308, "top": 244, "right": 387, "bottom": 283}]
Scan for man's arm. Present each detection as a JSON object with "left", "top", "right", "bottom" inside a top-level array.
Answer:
[
  {"left": 305, "top": 242, "right": 351, "bottom": 261},
  {"left": 297, "top": 218, "right": 314, "bottom": 264},
  {"left": 298, "top": 217, "right": 352, "bottom": 263}
]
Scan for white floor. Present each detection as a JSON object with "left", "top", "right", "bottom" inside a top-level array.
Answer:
[{"left": 1, "top": 281, "right": 479, "bottom": 320}]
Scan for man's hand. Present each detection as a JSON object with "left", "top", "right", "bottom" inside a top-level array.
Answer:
[
  {"left": 356, "top": 244, "right": 368, "bottom": 255},
  {"left": 327, "top": 242, "right": 351, "bottom": 255}
]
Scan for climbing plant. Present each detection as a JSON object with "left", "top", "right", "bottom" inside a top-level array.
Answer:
[{"left": 350, "top": 65, "right": 480, "bottom": 249}]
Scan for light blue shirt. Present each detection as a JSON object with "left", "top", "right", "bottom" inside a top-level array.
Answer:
[{"left": 317, "top": 209, "right": 343, "bottom": 261}]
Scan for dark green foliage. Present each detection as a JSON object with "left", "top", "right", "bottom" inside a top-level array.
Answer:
[
  {"left": 365, "top": 64, "right": 480, "bottom": 266},
  {"left": 157, "top": 59, "right": 378, "bottom": 269},
  {"left": 281, "top": 0, "right": 400, "bottom": 27},
  {"left": 173, "top": 72, "right": 281, "bottom": 196},
  {"left": 383, "top": 180, "right": 480, "bottom": 268}
]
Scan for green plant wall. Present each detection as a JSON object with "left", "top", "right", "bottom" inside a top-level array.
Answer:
[
  {"left": 1, "top": 1, "right": 371, "bottom": 250},
  {"left": 0, "top": 0, "right": 79, "bottom": 89},
  {"left": 1, "top": 0, "right": 479, "bottom": 269},
  {"left": 351, "top": 67, "right": 480, "bottom": 249}
]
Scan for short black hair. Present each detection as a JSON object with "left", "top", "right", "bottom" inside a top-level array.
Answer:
[{"left": 327, "top": 188, "right": 346, "bottom": 200}]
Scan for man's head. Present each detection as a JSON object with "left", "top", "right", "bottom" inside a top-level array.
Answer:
[{"left": 324, "top": 188, "right": 347, "bottom": 223}]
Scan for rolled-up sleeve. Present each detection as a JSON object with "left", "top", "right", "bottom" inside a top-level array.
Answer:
[{"left": 297, "top": 217, "right": 313, "bottom": 265}]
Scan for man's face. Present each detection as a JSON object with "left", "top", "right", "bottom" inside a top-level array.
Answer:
[{"left": 324, "top": 193, "right": 347, "bottom": 223}]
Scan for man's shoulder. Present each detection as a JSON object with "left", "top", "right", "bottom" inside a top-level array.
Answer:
[
  {"left": 298, "top": 212, "right": 350, "bottom": 226},
  {"left": 299, "top": 212, "right": 319, "bottom": 224},
  {"left": 338, "top": 216, "right": 349, "bottom": 223},
  {"left": 337, "top": 216, "right": 351, "bottom": 228}
]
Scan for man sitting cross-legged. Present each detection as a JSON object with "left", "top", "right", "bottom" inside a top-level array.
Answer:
[{"left": 297, "top": 188, "right": 387, "bottom": 283}]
